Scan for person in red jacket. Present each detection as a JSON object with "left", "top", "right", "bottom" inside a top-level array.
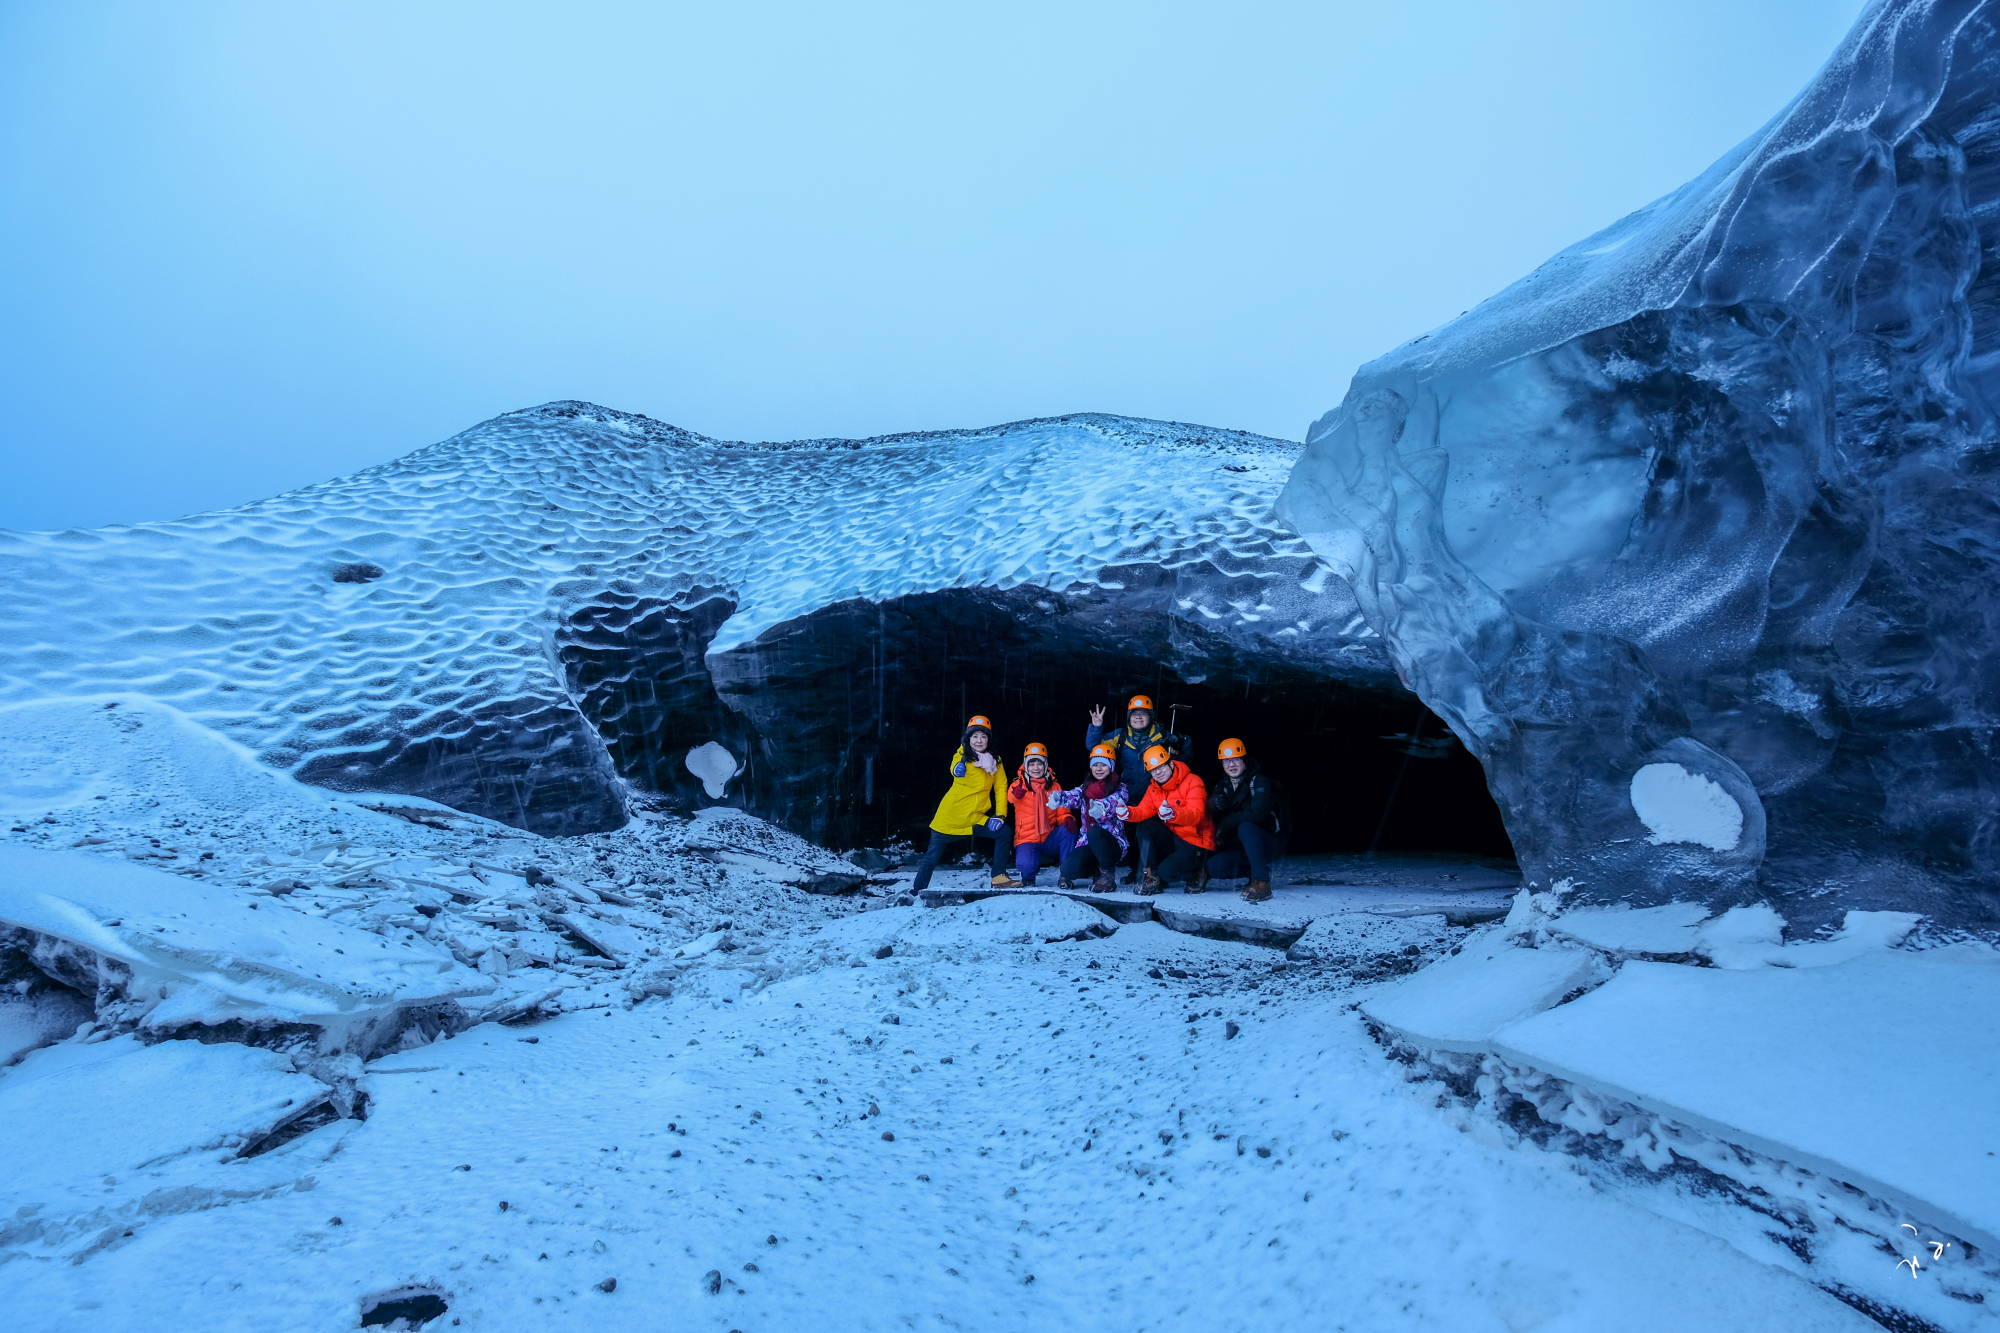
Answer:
[
  {"left": 1006, "top": 742, "right": 1075, "bottom": 887},
  {"left": 1124, "top": 744, "right": 1215, "bottom": 894}
]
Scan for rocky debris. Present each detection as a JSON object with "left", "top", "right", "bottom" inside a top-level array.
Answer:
[
  {"left": 0, "top": 703, "right": 907, "bottom": 1070},
  {"left": 674, "top": 808, "right": 865, "bottom": 895}
]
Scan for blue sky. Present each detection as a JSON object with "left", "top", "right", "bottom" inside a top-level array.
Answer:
[{"left": 0, "top": 0, "right": 1863, "bottom": 531}]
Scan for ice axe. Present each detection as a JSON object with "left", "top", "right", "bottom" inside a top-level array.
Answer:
[{"left": 1165, "top": 703, "right": 1194, "bottom": 761}]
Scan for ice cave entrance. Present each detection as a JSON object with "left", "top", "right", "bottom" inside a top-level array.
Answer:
[{"left": 560, "top": 587, "right": 1516, "bottom": 862}]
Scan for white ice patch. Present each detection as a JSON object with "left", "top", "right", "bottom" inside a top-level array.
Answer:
[
  {"left": 1629, "top": 762, "right": 1742, "bottom": 851},
  {"left": 1551, "top": 901, "right": 1711, "bottom": 956},
  {"left": 1360, "top": 934, "right": 1603, "bottom": 1054},
  {"left": 895, "top": 893, "right": 1114, "bottom": 947},
  {"left": 0, "top": 1036, "right": 330, "bottom": 1202},
  {"left": 1491, "top": 948, "right": 2000, "bottom": 1252},
  {"left": 684, "top": 742, "right": 742, "bottom": 799},
  {"left": 0, "top": 695, "right": 336, "bottom": 821},
  {"left": 0, "top": 844, "right": 489, "bottom": 1041}
]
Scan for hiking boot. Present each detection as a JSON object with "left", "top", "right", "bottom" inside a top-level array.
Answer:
[
  {"left": 1056, "top": 877, "right": 1074, "bottom": 891},
  {"left": 1240, "top": 879, "right": 1273, "bottom": 903},
  {"left": 1139, "top": 869, "right": 1164, "bottom": 896},
  {"left": 1091, "top": 871, "right": 1116, "bottom": 894},
  {"left": 1184, "top": 866, "right": 1210, "bottom": 894},
  {"left": 991, "top": 872, "right": 1023, "bottom": 888}
]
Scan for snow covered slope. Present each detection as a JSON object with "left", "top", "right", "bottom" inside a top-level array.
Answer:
[{"left": 0, "top": 406, "right": 1376, "bottom": 836}]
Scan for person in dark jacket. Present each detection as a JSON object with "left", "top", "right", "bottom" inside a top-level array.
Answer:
[
  {"left": 1205, "top": 737, "right": 1287, "bottom": 901},
  {"left": 1083, "top": 693, "right": 1172, "bottom": 882}
]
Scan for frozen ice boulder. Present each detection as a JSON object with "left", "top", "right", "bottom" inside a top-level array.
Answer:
[
  {"left": 1280, "top": 0, "right": 2000, "bottom": 930},
  {"left": 0, "top": 844, "right": 489, "bottom": 1059}
]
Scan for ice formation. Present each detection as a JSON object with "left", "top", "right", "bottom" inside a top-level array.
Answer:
[
  {"left": 1279, "top": 0, "right": 2000, "bottom": 929},
  {"left": 0, "top": 408, "right": 1382, "bottom": 846}
]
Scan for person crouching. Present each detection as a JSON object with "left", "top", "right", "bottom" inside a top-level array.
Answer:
[
  {"left": 910, "top": 715, "right": 1019, "bottom": 892},
  {"left": 1205, "top": 737, "right": 1288, "bottom": 902},
  {"left": 1006, "top": 742, "right": 1075, "bottom": 887},
  {"left": 1049, "top": 742, "right": 1130, "bottom": 892},
  {"left": 1124, "top": 744, "right": 1216, "bottom": 894}
]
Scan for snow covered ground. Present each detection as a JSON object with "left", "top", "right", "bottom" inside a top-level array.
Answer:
[{"left": 1, "top": 702, "right": 1989, "bottom": 1331}]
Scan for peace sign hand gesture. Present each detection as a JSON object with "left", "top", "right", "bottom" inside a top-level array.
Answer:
[{"left": 1089, "top": 705, "right": 1106, "bottom": 726}]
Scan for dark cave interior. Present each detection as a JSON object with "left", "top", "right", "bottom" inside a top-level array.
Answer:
[{"left": 560, "top": 587, "right": 1516, "bottom": 862}]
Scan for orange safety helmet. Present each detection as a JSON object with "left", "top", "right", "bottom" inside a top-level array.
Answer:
[
  {"left": 1217, "top": 737, "right": 1249, "bottom": 761},
  {"left": 965, "top": 715, "right": 993, "bottom": 732},
  {"left": 1126, "top": 694, "right": 1155, "bottom": 714},
  {"left": 1142, "top": 744, "right": 1174, "bottom": 771},
  {"left": 1088, "top": 743, "right": 1118, "bottom": 766},
  {"left": 1022, "top": 742, "right": 1050, "bottom": 762}
]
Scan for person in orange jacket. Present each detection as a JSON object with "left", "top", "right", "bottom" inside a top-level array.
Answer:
[
  {"left": 1006, "top": 742, "right": 1075, "bottom": 887},
  {"left": 1124, "top": 743, "right": 1216, "bottom": 894}
]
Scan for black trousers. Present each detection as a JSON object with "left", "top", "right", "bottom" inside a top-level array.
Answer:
[
  {"left": 1208, "top": 824, "right": 1285, "bottom": 881},
  {"left": 1155, "top": 836, "right": 1208, "bottom": 885},
  {"left": 1060, "top": 826, "right": 1126, "bottom": 882},
  {"left": 909, "top": 827, "right": 1014, "bottom": 892},
  {"left": 1128, "top": 818, "right": 1176, "bottom": 870}
]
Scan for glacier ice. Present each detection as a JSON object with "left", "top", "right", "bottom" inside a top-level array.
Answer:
[
  {"left": 1280, "top": 0, "right": 2000, "bottom": 928},
  {"left": 0, "top": 409, "right": 1387, "bottom": 846}
]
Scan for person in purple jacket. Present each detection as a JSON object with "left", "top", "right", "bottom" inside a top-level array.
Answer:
[{"left": 1048, "top": 743, "right": 1131, "bottom": 892}]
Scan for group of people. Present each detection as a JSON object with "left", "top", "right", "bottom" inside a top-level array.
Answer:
[{"left": 908, "top": 695, "right": 1290, "bottom": 903}]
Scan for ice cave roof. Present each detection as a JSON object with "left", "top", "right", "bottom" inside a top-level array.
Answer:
[{"left": 0, "top": 402, "right": 1371, "bottom": 782}]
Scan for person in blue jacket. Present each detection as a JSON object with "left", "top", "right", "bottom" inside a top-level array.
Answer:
[{"left": 1083, "top": 694, "right": 1174, "bottom": 882}]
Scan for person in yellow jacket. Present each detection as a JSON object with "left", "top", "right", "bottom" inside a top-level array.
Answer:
[{"left": 910, "top": 715, "right": 1020, "bottom": 892}]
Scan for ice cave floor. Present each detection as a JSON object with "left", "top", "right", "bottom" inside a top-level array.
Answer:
[
  {"left": 0, "top": 701, "right": 1994, "bottom": 1330},
  {"left": 0, "top": 903, "right": 1909, "bottom": 1333}
]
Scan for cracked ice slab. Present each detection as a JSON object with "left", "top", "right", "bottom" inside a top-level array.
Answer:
[
  {"left": 1489, "top": 949, "right": 2000, "bottom": 1251},
  {"left": 1358, "top": 935, "right": 1603, "bottom": 1054},
  {"left": 0, "top": 1035, "right": 331, "bottom": 1205},
  {"left": 0, "top": 843, "right": 490, "bottom": 1039}
]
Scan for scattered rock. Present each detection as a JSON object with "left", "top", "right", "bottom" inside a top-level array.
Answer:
[
  {"left": 872, "top": 943, "right": 894, "bottom": 959},
  {"left": 701, "top": 1269, "right": 722, "bottom": 1295},
  {"left": 1225, "top": 1021, "right": 1240, "bottom": 1039},
  {"left": 595, "top": 1277, "right": 617, "bottom": 1293},
  {"left": 881, "top": 1013, "right": 900, "bottom": 1025},
  {"left": 881, "top": 1130, "right": 895, "bottom": 1141},
  {"left": 331, "top": 562, "right": 386, "bottom": 585}
]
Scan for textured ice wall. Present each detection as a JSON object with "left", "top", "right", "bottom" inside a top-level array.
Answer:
[
  {"left": 0, "top": 407, "right": 1380, "bottom": 834},
  {"left": 1280, "top": 0, "right": 2000, "bottom": 928}
]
